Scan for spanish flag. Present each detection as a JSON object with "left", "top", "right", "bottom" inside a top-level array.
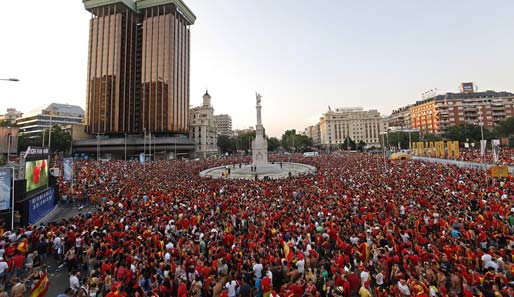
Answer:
[
  {"left": 30, "top": 272, "right": 49, "bottom": 297},
  {"left": 281, "top": 238, "right": 293, "bottom": 264}
]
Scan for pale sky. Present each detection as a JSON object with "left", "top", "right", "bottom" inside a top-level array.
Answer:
[{"left": 1, "top": 1, "right": 514, "bottom": 137}]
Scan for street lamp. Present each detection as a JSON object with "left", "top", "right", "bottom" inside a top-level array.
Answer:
[
  {"left": 124, "top": 133, "right": 127, "bottom": 161},
  {"left": 0, "top": 78, "right": 19, "bottom": 82}
]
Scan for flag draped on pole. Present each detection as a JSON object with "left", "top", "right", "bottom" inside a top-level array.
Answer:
[
  {"left": 30, "top": 272, "right": 49, "bottom": 297},
  {"left": 480, "top": 140, "right": 487, "bottom": 160},
  {"left": 492, "top": 139, "right": 500, "bottom": 163}
]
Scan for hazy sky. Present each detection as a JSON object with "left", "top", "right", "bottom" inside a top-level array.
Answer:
[{"left": 1, "top": 1, "right": 514, "bottom": 137}]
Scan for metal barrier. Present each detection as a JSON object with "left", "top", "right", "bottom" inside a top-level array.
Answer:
[{"left": 412, "top": 156, "right": 514, "bottom": 174}]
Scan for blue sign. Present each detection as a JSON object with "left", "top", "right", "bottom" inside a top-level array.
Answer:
[
  {"left": 0, "top": 168, "right": 11, "bottom": 211},
  {"left": 63, "top": 158, "right": 73, "bottom": 181},
  {"left": 139, "top": 153, "right": 145, "bottom": 165},
  {"left": 28, "top": 187, "right": 55, "bottom": 224}
]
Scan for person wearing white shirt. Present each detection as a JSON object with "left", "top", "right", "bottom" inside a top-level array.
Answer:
[
  {"left": 0, "top": 257, "right": 8, "bottom": 277},
  {"left": 397, "top": 280, "right": 410, "bottom": 296},
  {"left": 253, "top": 260, "right": 263, "bottom": 279},
  {"left": 296, "top": 258, "right": 305, "bottom": 274},
  {"left": 69, "top": 271, "right": 81, "bottom": 293},
  {"left": 225, "top": 279, "right": 237, "bottom": 297},
  {"left": 481, "top": 253, "right": 492, "bottom": 270}
]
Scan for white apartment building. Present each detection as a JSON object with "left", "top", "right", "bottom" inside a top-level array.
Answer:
[
  {"left": 318, "top": 107, "right": 385, "bottom": 147},
  {"left": 214, "top": 114, "right": 233, "bottom": 137},
  {"left": 189, "top": 91, "right": 218, "bottom": 158}
]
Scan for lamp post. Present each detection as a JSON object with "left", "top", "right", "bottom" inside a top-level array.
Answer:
[
  {"left": 48, "top": 114, "right": 53, "bottom": 149},
  {"left": 10, "top": 166, "right": 15, "bottom": 230},
  {"left": 124, "top": 133, "right": 127, "bottom": 161},
  {"left": 7, "top": 134, "right": 12, "bottom": 163},
  {"left": 96, "top": 132, "right": 100, "bottom": 160},
  {"left": 174, "top": 136, "right": 177, "bottom": 160}
]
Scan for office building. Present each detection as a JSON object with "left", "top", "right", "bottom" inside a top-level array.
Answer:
[
  {"left": 17, "top": 103, "right": 84, "bottom": 136},
  {"left": 313, "top": 107, "right": 385, "bottom": 148},
  {"left": 304, "top": 124, "right": 320, "bottom": 145},
  {"left": 0, "top": 108, "right": 23, "bottom": 124},
  {"left": 189, "top": 91, "right": 217, "bottom": 158},
  {"left": 214, "top": 114, "right": 233, "bottom": 137},
  {"left": 83, "top": 0, "right": 196, "bottom": 135}
]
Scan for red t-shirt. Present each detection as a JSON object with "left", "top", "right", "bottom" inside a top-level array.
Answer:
[{"left": 262, "top": 277, "right": 272, "bottom": 292}]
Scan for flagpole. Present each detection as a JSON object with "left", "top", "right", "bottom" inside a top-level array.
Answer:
[{"left": 11, "top": 166, "right": 15, "bottom": 230}]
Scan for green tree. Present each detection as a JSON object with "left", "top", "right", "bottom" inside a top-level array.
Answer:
[
  {"left": 357, "top": 140, "right": 367, "bottom": 151},
  {"left": 387, "top": 131, "right": 420, "bottom": 150},
  {"left": 20, "top": 125, "right": 72, "bottom": 154},
  {"left": 494, "top": 116, "right": 514, "bottom": 137},
  {"left": 18, "top": 133, "right": 43, "bottom": 153},
  {"left": 444, "top": 124, "right": 492, "bottom": 142},
  {"left": 0, "top": 120, "right": 13, "bottom": 127},
  {"left": 341, "top": 137, "right": 356, "bottom": 150},
  {"left": 217, "top": 135, "right": 236, "bottom": 154},
  {"left": 422, "top": 133, "right": 443, "bottom": 142},
  {"left": 48, "top": 125, "right": 72, "bottom": 153},
  {"left": 267, "top": 137, "right": 280, "bottom": 151},
  {"left": 281, "top": 130, "right": 313, "bottom": 152},
  {"left": 235, "top": 131, "right": 256, "bottom": 154}
]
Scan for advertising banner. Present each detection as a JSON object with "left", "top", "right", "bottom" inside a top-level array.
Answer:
[
  {"left": 491, "top": 166, "right": 509, "bottom": 178},
  {"left": 24, "top": 147, "right": 50, "bottom": 161},
  {"left": 28, "top": 187, "right": 55, "bottom": 224},
  {"left": 63, "top": 158, "right": 73, "bottom": 181},
  {"left": 0, "top": 168, "right": 11, "bottom": 211},
  {"left": 139, "top": 152, "right": 145, "bottom": 165}
]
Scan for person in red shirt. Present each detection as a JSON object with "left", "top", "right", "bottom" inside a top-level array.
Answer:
[
  {"left": 287, "top": 279, "right": 305, "bottom": 297},
  {"left": 177, "top": 278, "right": 188, "bottom": 297},
  {"left": 12, "top": 252, "right": 25, "bottom": 278},
  {"left": 262, "top": 273, "right": 272, "bottom": 296}
]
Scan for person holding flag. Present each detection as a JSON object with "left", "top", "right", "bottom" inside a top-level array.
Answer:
[{"left": 29, "top": 270, "right": 49, "bottom": 297}]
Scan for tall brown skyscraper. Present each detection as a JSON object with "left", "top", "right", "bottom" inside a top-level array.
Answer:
[{"left": 83, "top": 0, "right": 195, "bottom": 135}]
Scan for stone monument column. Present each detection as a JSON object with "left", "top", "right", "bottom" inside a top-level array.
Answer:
[{"left": 252, "top": 93, "right": 268, "bottom": 166}]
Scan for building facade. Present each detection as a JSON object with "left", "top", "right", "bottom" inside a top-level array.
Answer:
[
  {"left": 189, "top": 92, "right": 217, "bottom": 158},
  {"left": 83, "top": 0, "right": 195, "bottom": 135},
  {"left": 0, "top": 108, "right": 23, "bottom": 124},
  {"left": 317, "top": 107, "right": 384, "bottom": 147},
  {"left": 409, "top": 89, "right": 514, "bottom": 134},
  {"left": 388, "top": 105, "right": 412, "bottom": 130},
  {"left": 0, "top": 127, "right": 19, "bottom": 162},
  {"left": 304, "top": 124, "right": 320, "bottom": 145},
  {"left": 16, "top": 103, "right": 84, "bottom": 136},
  {"left": 213, "top": 114, "right": 233, "bottom": 137}
]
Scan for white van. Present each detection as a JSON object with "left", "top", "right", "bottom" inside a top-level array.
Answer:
[{"left": 303, "top": 152, "right": 319, "bottom": 157}]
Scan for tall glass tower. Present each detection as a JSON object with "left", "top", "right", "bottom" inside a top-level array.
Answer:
[{"left": 83, "top": 0, "right": 195, "bottom": 135}]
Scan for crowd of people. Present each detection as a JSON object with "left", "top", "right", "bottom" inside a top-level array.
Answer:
[
  {"left": 0, "top": 152, "right": 514, "bottom": 297},
  {"left": 456, "top": 148, "right": 514, "bottom": 166}
]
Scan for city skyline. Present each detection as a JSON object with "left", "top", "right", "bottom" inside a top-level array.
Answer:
[{"left": 2, "top": 1, "right": 514, "bottom": 137}]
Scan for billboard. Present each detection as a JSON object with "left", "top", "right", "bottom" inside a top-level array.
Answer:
[
  {"left": 25, "top": 159, "right": 49, "bottom": 192},
  {"left": 28, "top": 187, "right": 55, "bottom": 224},
  {"left": 63, "top": 158, "right": 73, "bottom": 181},
  {"left": 461, "top": 82, "right": 474, "bottom": 94},
  {"left": 0, "top": 168, "right": 11, "bottom": 211}
]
